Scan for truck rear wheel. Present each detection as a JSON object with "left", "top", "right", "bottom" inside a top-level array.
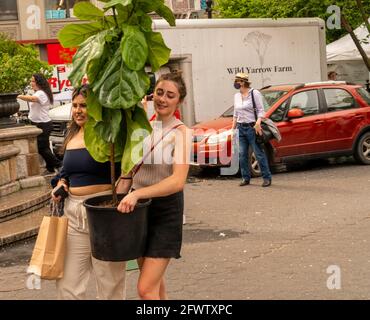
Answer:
[{"left": 354, "top": 132, "right": 370, "bottom": 165}]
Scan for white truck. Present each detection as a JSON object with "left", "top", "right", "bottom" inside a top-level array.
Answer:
[{"left": 49, "top": 18, "right": 327, "bottom": 155}]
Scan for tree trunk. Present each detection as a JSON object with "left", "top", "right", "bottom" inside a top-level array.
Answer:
[
  {"left": 356, "top": 0, "right": 370, "bottom": 34},
  {"left": 341, "top": 14, "right": 370, "bottom": 72},
  {"left": 110, "top": 143, "right": 118, "bottom": 206}
]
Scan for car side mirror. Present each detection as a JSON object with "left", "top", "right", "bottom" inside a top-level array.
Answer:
[{"left": 287, "top": 108, "right": 304, "bottom": 119}]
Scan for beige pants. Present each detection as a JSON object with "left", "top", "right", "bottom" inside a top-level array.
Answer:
[{"left": 56, "top": 191, "right": 127, "bottom": 300}]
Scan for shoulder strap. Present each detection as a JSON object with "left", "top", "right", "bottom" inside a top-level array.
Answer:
[
  {"left": 251, "top": 89, "right": 258, "bottom": 121},
  {"left": 132, "top": 123, "right": 183, "bottom": 176}
]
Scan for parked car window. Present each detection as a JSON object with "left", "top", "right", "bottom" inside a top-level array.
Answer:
[
  {"left": 220, "top": 91, "right": 277, "bottom": 118},
  {"left": 289, "top": 90, "right": 319, "bottom": 116},
  {"left": 324, "top": 89, "right": 356, "bottom": 112},
  {"left": 261, "top": 90, "right": 287, "bottom": 108},
  {"left": 270, "top": 100, "right": 289, "bottom": 122},
  {"left": 356, "top": 87, "right": 370, "bottom": 105}
]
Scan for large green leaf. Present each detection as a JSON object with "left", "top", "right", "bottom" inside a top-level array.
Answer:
[
  {"left": 84, "top": 116, "right": 125, "bottom": 163},
  {"left": 86, "top": 90, "right": 103, "bottom": 121},
  {"left": 93, "top": 50, "right": 150, "bottom": 109},
  {"left": 121, "top": 107, "right": 152, "bottom": 174},
  {"left": 69, "top": 31, "right": 107, "bottom": 87},
  {"left": 139, "top": 13, "right": 153, "bottom": 32},
  {"left": 73, "top": 2, "right": 104, "bottom": 21},
  {"left": 103, "top": 0, "right": 132, "bottom": 9},
  {"left": 145, "top": 31, "right": 171, "bottom": 71},
  {"left": 94, "top": 108, "right": 122, "bottom": 143},
  {"left": 155, "top": 3, "right": 176, "bottom": 26},
  {"left": 58, "top": 22, "right": 103, "bottom": 48},
  {"left": 138, "top": 0, "right": 163, "bottom": 13},
  {"left": 116, "top": 4, "right": 131, "bottom": 24},
  {"left": 121, "top": 26, "right": 148, "bottom": 71},
  {"left": 84, "top": 118, "right": 110, "bottom": 163}
]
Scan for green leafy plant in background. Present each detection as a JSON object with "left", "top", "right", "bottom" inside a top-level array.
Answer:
[
  {"left": 0, "top": 32, "right": 52, "bottom": 93},
  {"left": 215, "top": 0, "right": 370, "bottom": 44},
  {"left": 58, "top": 0, "right": 175, "bottom": 205}
]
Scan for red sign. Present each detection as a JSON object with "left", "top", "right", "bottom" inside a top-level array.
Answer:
[
  {"left": 57, "top": 66, "right": 66, "bottom": 73},
  {"left": 47, "top": 43, "right": 77, "bottom": 65}
]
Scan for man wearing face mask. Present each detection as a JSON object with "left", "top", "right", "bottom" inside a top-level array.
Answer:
[{"left": 231, "top": 73, "right": 272, "bottom": 187}]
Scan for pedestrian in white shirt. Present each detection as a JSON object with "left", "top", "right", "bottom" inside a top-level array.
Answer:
[{"left": 17, "top": 73, "right": 61, "bottom": 174}]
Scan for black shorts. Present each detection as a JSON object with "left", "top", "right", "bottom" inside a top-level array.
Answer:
[{"left": 144, "top": 191, "right": 184, "bottom": 259}]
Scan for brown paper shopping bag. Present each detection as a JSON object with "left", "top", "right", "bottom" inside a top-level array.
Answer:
[{"left": 27, "top": 209, "right": 68, "bottom": 280}]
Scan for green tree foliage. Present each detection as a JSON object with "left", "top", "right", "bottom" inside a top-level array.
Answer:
[
  {"left": 215, "top": 0, "right": 370, "bottom": 43},
  {"left": 0, "top": 33, "right": 52, "bottom": 93}
]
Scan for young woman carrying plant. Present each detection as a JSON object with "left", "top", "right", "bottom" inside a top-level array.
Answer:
[
  {"left": 51, "top": 85, "right": 126, "bottom": 300},
  {"left": 117, "top": 72, "right": 192, "bottom": 300}
]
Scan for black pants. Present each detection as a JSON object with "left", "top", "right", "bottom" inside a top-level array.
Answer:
[{"left": 32, "top": 121, "right": 61, "bottom": 172}]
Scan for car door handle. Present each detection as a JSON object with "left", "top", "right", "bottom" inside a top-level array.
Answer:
[
  {"left": 354, "top": 115, "right": 365, "bottom": 120},
  {"left": 313, "top": 120, "right": 324, "bottom": 124}
]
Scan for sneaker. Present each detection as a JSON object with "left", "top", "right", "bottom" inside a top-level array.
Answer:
[
  {"left": 239, "top": 179, "right": 250, "bottom": 186},
  {"left": 262, "top": 179, "right": 271, "bottom": 187}
]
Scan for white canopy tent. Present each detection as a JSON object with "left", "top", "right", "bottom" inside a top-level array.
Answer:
[{"left": 326, "top": 19, "right": 369, "bottom": 85}]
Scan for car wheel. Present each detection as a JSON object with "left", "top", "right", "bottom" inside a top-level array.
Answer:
[
  {"left": 354, "top": 132, "right": 370, "bottom": 165},
  {"left": 248, "top": 147, "right": 261, "bottom": 177}
]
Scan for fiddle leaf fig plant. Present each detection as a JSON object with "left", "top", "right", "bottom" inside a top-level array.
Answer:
[{"left": 58, "top": 0, "right": 175, "bottom": 205}]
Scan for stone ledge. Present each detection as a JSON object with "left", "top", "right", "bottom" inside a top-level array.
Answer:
[
  {"left": 0, "top": 206, "right": 48, "bottom": 247},
  {"left": 0, "top": 145, "right": 20, "bottom": 161},
  {"left": 0, "top": 185, "right": 50, "bottom": 222},
  {"left": 0, "top": 181, "right": 20, "bottom": 198},
  {"left": 19, "top": 176, "right": 46, "bottom": 189},
  {"left": 0, "top": 125, "right": 42, "bottom": 141}
]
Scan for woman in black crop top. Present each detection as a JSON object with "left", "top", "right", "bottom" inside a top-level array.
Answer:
[{"left": 51, "top": 85, "right": 126, "bottom": 300}]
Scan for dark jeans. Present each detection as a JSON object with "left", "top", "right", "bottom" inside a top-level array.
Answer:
[
  {"left": 237, "top": 123, "right": 271, "bottom": 181},
  {"left": 32, "top": 121, "right": 61, "bottom": 172}
]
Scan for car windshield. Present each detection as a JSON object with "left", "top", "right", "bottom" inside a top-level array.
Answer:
[
  {"left": 356, "top": 87, "right": 370, "bottom": 105},
  {"left": 221, "top": 89, "right": 288, "bottom": 117}
]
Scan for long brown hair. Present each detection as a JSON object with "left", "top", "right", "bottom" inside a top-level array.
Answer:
[
  {"left": 62, "top": 85, "right": 89, "bottom": 152},
  {"left": 33, "top": 73, "right": 54, "bottom": 104}
]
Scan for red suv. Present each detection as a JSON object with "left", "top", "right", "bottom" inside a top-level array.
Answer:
[{"left": 192, "top": 82, "right": 370, "bottom": 176}]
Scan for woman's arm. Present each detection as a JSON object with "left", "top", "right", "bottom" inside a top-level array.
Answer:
[
  {"left": 253, "top": 90, "right": 265, "bottom": 135},
  {"left": 17, "top": 95, "right": 39, "bottom": 103},
  {"left": 118, "top": 126, "right": 191, "bottom": 213}
]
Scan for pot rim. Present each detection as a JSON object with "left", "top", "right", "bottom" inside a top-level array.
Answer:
[
  {"left": 0, "top": 92, "right": 20, "bottom": 97},
  {"left": 83, "top": 194, "right": 151, "bottom": 210}
]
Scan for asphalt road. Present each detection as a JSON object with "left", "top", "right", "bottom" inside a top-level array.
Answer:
[{"left": 1, "top": 157, "right": 370, "bottom": 300}]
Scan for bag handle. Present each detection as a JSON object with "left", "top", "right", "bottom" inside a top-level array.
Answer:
[
  {"left": 114, "top": 123, "right": 183, "bottom": 193},
  {"left": 50, "top": 200, "right": 64, "bottom": 217},
  {"left": 131, "top": 123, "right": 183, "bottom": 176},
  {"left": 251, "top": 89, "right": 258, "bottom": 122}
]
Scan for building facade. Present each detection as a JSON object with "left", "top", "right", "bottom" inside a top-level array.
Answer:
[
  {"left": 0, "top": 0, "right": 202, "bottom": 94},
  {"left": 0, "top": 0, "right": 202, "bottom": 42}
]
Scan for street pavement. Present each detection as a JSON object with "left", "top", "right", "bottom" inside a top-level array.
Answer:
[{"left": 1, "top": 158, "right": 370, "bottom": 300}]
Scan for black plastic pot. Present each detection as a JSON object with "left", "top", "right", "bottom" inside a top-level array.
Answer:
[{"left": 83, "top": 194, "right": 151, "bottom": 262}]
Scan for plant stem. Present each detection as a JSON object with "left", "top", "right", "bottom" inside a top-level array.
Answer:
[
  {"left": 110, "top": 143, "right": 118, "bottom": 206},
  {"left": 112, "top": 6, "right": 118, "bottom": 28}
]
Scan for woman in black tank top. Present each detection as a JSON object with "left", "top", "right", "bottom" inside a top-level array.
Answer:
[{"left": 50, "top": 85, "right": 126, "bottom": 300}]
